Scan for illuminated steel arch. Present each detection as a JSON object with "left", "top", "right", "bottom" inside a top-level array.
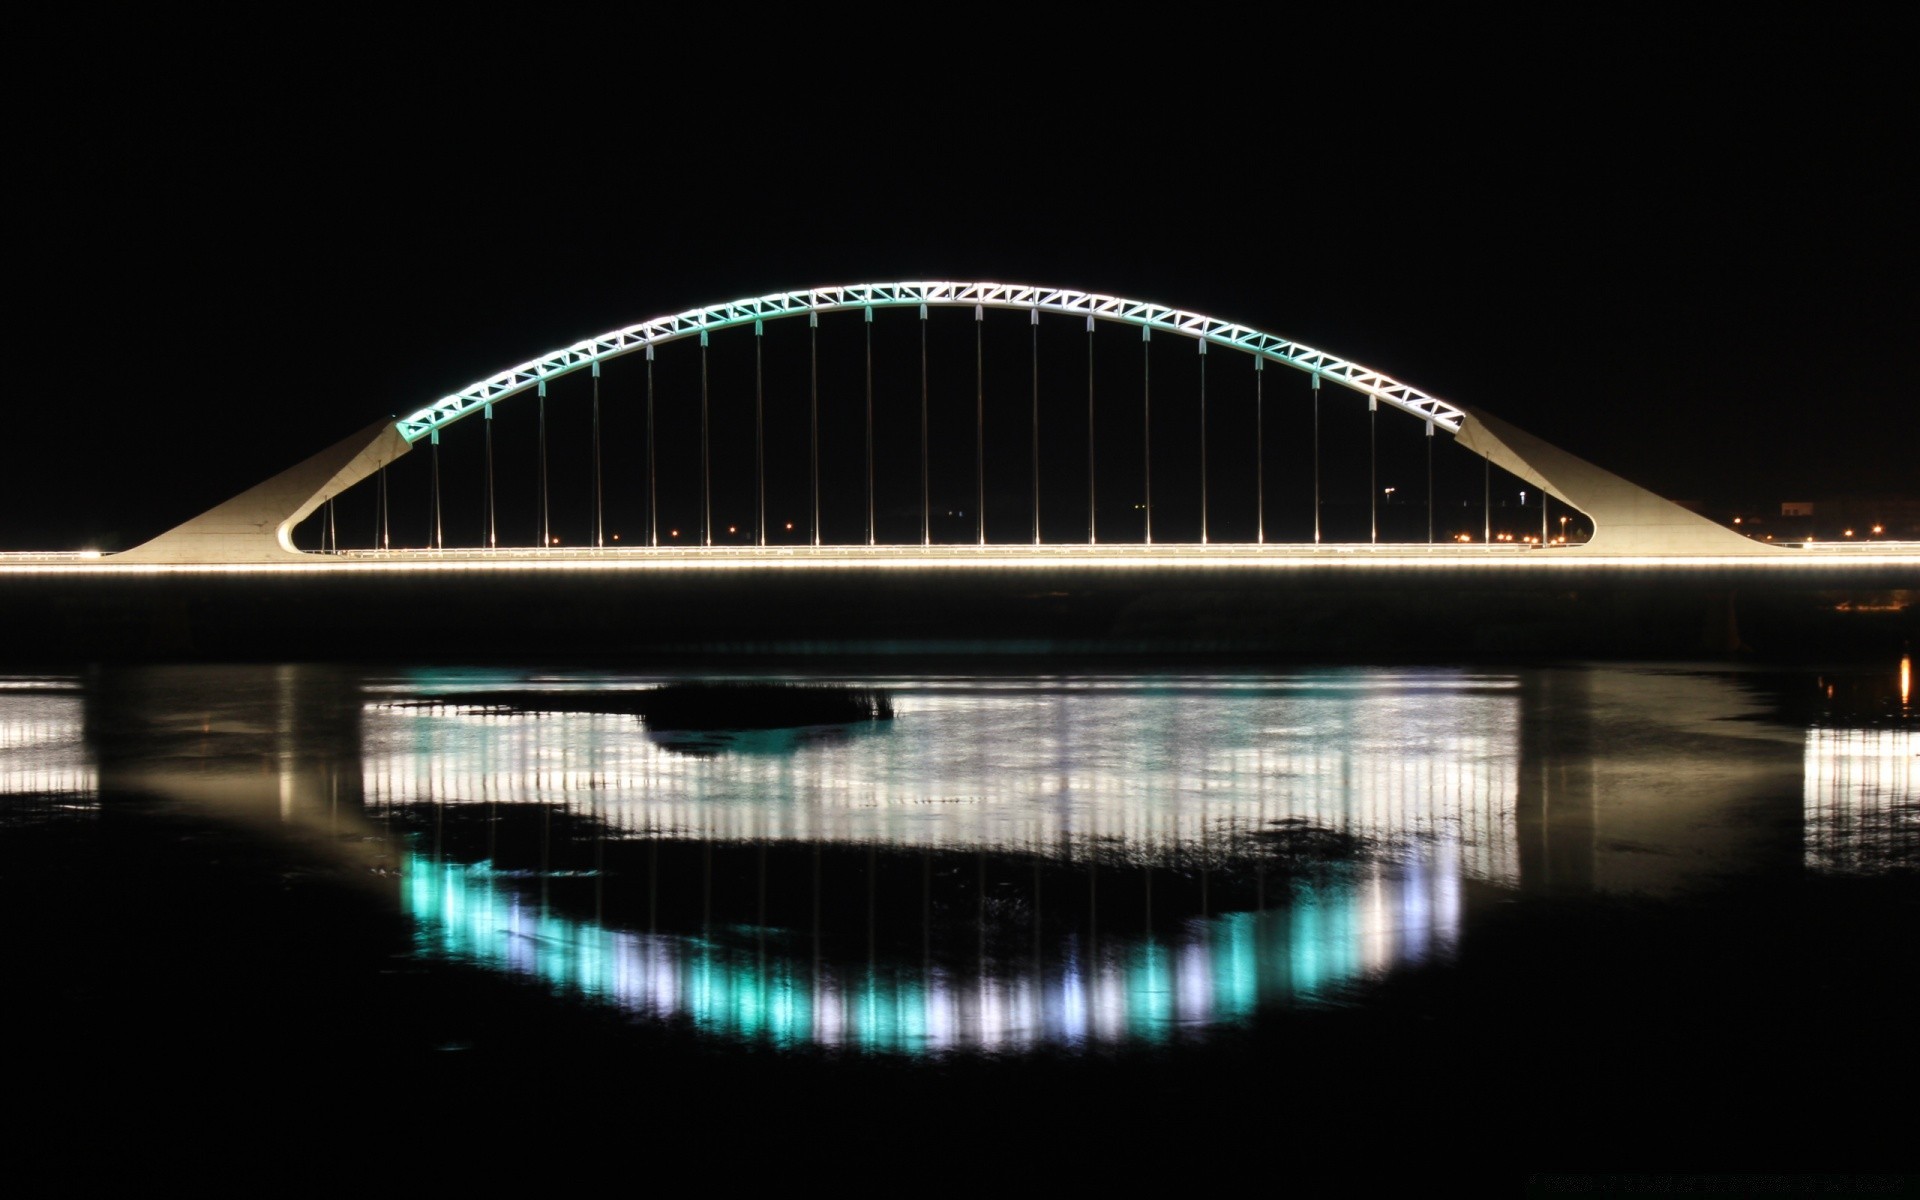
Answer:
[{"left": 393, "top": 281, "right": 1466, "bottom": 444}]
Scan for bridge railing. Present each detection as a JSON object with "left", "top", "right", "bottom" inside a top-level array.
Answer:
[
  {"left": 324, "top": 542, "right": 1545, "bottom": 559},
  {"left": 0, "top": 551, "right": 105, "bottom": 561},
  {"left": 1775, "top": 540, "right": 1920, "bottom": 552}
]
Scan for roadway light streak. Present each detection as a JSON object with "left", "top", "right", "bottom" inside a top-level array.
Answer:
[{"left": 4, "top": 545, "right": 1918, "bottom": 577}]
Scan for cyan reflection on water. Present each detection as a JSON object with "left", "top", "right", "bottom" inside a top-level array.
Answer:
[
  {"left": 1, "top": 662, "right": 1914, "bottom": 1057},
  {"left": 400, "top": 849, "right": 1459, "bottom": 1054}
]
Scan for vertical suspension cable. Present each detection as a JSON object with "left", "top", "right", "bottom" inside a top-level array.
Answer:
[
  {"left": 592, "top": 362, "right": 604, "bottom": 548},
  {"left": 537, "top": 380, "right": 550, "bottom": 548},
  {"left": 1087, "top": 315, "right": 1096, "bottom": 545},
  {"left": 484, "top": 402, "right": 496, "bottom": 548},
  {"left": 700, "top": 329, "right": 711, "bottom": 547},
  {"left": 920, "top": 303, "right": 929, "bottom": 547},
  {"left": 1255, "top": 357, "right": 1265, "bottom": 545},
  {"left": 864, "top": 305, "right": 874, "bottom": 547},
  {"left": 377, "top": 464, "right": 389, "bottom": 551},
  {"left": 755, "top": 320, "right": 765, "bottom": 547},
  {"left": 1369, "top": 396, "right": 1378, "bottom": 544},
  {"left": 1031, "top": 306, "right": 1040, "bottom": 546},
  {"left": 810, "top": 314, "right": 819, "bottom": 547},
  {"left": 1542, "top": 491, "right": 1549, "bottom": 546},
  {"left": 430, "top": 429, "right": 443, "bottom": 551},
  {"left": 1198, "top": 339, "right": 1208, "bottom": 545},
  {"left": 1143, "top": 325, "right": 1152, "bottom": 545},
  {"left": 1483, "top": 454, "right": 1490, "bottom": 545},
  {"left": 975, "top": 304, "right": 985, "bottom": 546},
  {"left": 646, "top": 345, "right": 657, "bottom": 548},
  {"left": 324, "top": 497, "right": 335, "bottom": 554},
  {"left": 1427, "top": 419, "right": 1435, "bottom": 544},
  {"left": 1312, "top": 374, "right": 1321, "bottom": 545}
]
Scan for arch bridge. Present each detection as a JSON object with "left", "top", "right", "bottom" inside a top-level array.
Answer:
[{"left": 114, "top": 281, "right": 1772, "bottom": 565}]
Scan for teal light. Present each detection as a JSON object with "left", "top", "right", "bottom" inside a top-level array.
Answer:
[
  {"left": 1127, "top": 940, "right": 1173, "bottom": 1043},
  {"left": 399, "top": 851, "right": 1451, "bottom": 1056},
  {"left": 1214, "top": 912, "right": 1259, "bottom": 1022}
]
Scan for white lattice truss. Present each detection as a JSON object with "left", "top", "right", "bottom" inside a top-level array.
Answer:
[{"left": 395, "top": 282, "right": 1464, "bottom": 443}]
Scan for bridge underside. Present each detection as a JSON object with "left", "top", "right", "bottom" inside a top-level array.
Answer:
[
  {"left": 5, "top": 554, "right": 1911, "bottom": 661},
  {"left": 116, "top": 419, "right": 410, "bottom": 565}
]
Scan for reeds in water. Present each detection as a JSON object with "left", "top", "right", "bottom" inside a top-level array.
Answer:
[{"left": 637, "top": 682, "right": 892, "bottom": 730}]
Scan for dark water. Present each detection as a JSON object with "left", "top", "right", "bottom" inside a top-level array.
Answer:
[{"left": 3, "top": 660, "right": 1915, "bottom": 1186}]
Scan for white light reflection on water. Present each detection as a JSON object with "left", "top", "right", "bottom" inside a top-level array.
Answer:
[
  {"left": 1803, "top": 726, "right": 1919, "bottom": 872},
  {"left": 364, "top": 673, "right": 1521, "bottom": 880},
  {"left": 0, "top": 688, "right": 97, "bottom": 799},
  {"left": 375, "top": 671, "right": 1509, "bottom": 1052}
]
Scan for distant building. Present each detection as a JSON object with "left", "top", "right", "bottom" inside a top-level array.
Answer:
[{"left": 1734, "top": 498, "right": 1920, "bottom": 542}]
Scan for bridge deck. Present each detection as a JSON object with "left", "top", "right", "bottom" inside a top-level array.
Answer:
[
  {"left": 1, "top": 542, "right": 1910, "bottom": 662},
  {"left": 4, "top": 542, "right": 1917, "bottom": 573}
]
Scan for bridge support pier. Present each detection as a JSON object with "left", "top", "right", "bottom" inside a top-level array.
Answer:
[
  {"left": 1453, "top": 407, "right": 1775, "bottom": 556},
  {"left": 118, "top": 419, "right": 411, "bottom": 563}
]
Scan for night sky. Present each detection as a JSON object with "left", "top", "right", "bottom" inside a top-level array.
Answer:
[{"left": 7, "top": 12, "right": 1911, "bottom": 552}]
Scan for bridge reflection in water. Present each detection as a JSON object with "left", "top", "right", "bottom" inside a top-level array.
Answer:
[
  {"left": 3, "top": 663, "right": 1912, "bottom": 1056},
  {"left": 364, "top": 673, "right": 1520, "bottom": 1052}
]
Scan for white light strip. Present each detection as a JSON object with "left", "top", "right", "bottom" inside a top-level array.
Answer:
[{"left": 3, "top": 545, "right": 1917, "bottom": 576}]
